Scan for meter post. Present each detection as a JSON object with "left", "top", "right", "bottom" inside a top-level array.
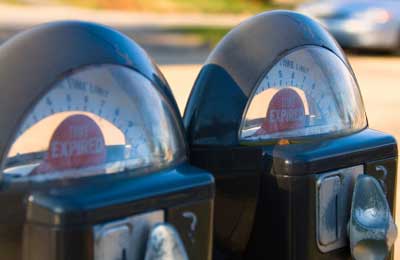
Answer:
[
  {"left": 184, "top": 10, "right": 398, "bottom": 260},
  {"left": 0, "top": 21, "right": 214, "bottom": 260}
]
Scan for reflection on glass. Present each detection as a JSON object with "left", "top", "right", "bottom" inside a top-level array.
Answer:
[
  {"left": 240, "top": 46, "right": 367, "bottom": 143},
  {"left": 4, "top": 65, "right": 186, "bottom": 181}
]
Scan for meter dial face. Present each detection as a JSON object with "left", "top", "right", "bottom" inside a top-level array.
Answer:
[
  {"left": 3, "top": 64, "right": 186, "bottom": 181},
  {"left": 240, "top": 46, "right": 367, "bottom": 143}
]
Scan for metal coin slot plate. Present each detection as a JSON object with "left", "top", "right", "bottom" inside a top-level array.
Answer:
[
  {"left": 315, "top": 165, "right": 363, "bottom": 253},
  {"left": 93, "top": 210, "right": 164, "bottom": 260}
]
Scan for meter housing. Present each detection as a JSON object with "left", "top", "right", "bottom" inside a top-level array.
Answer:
[
  {"left": 0, "top": 22, "right": 213, "bottom": 260},
  {"left": 184, "top": 11, "right": 397, "bottom": 260}
]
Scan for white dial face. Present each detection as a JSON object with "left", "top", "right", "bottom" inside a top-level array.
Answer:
[
  {"left": 4, "top": 65, "right": 185, "bottom": 181},
  {"left": 240, "top": 46, "right": 367, "bottom": 142}
]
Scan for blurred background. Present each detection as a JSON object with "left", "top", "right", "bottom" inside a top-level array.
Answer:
[{"left": 0, "top": 0, "right": 399, "bottom": 258}]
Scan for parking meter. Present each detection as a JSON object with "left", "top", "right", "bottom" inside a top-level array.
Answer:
[
  {"left": 184, "top": 11, "right": 397, "bottom": 260},
  {"left": 0, "top": 21, "right": 214, "bottom": 260}
]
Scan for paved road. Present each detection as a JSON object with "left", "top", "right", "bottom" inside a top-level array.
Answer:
[
  {"left": 0, "top": 3, "right": 247, "bottom": 28},
  {"left": 0, "top": 3, "right": 241, "bottom": 64}
]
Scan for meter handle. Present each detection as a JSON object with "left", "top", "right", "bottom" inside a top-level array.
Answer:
[
  {"left": 348, "top": 175, "right": 397, "bottom": 260},
  {"left": 144, "top": 223, "right": 189, "bottom": 260}
]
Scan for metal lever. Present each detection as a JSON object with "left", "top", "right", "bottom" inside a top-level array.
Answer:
[
  {"left": 144, "top": 223, "right": 189, "bottom": 260},
  {"left": 348, "top": 175, "right": 397, "bottom": 260}
]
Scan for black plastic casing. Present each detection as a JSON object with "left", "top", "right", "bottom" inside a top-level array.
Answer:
[
  {"left": 0, "top": 21, "right": 214, "bottom": 260},
  {"left": 184, "top": 11, "right": 398, "bottom": 260},
  {"left": 23, "top": 164, "right": 214, "bottom": 260},
  {"left": 191, "top": 129, "right": 397, "bottom": 260}
]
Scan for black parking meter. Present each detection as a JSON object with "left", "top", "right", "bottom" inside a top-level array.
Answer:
[
  {"left": 0, "top": 21, "right": 214, "bottom": 260},
  {"left": 184, "top": 11, "right": 397, "bottom": 260}
]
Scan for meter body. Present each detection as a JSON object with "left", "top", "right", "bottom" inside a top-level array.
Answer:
[
  {"left": 184, "top": 11, "right": 397, "bottom": 259},
  {"left": 0, "top": 22, "right": 213, "bottom": 260}
]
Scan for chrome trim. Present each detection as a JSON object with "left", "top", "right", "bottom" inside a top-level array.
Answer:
[
  {"left": 315, "top": 165, "right": 363, "bottom": 253},
  {"left": 94, "top": 210, "right": 164, "bottom": 260}
]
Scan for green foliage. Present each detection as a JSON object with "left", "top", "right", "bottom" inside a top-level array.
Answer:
[
  {"left": 166, "top": 26, "right": 232, "bottom": 47},
  {"left": 55, "top": 0, "right": 291, "bottom": 13},
  {"left": 0, "top": 0, "right": 25, "bottom": 4},
  {"left": 165, "top": 0, "right": 274, "bottom": 14}
]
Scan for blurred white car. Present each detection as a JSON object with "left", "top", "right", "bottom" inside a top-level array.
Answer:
[{"left": 297, "top": 0, "right": 400, "bottom": 51}]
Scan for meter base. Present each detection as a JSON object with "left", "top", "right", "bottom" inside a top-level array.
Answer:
[
  {"left": 22, "top": 164, "right": 214, "bottom": 260},
  {"left": 191, "top": 129, "right": 397, "bottom": 260}
]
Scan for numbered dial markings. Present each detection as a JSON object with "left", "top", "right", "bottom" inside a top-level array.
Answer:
[
  {"left": 5, "top": 65, "right": 185, "bottom": 180},
  {"left": 240, "top": 47, "right": 367, "bottom": 142}
]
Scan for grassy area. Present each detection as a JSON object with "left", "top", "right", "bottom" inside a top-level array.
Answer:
[
  {"left": 164, "top": 0, "right": 291, "bottom": 14},
  {"left": 166, "top": 26, "right": 232, "bottom": 47},
  {"left": 1, "top": 0, "right": 25, "bottom": 4},
  {"left": 57, "top": 0, "right": 293, "bottom": 14},
  {"left": 0, "top": 0, "right": 295, "bottom": 13}
]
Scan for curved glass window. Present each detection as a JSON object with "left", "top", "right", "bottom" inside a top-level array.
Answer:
[
  {"left": 3, "top": 65, "right": 186, "bottom": 181},
  {"left": 240, "top": 46, "right": 367, "bottom": 143}
]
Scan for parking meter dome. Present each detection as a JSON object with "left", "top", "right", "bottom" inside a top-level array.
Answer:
[
  {"left": 184, "top": 10, "right": 367, "bottom": 146},
  {"left": 0, "top": 21, "right": 186, "bottom": 183}
]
